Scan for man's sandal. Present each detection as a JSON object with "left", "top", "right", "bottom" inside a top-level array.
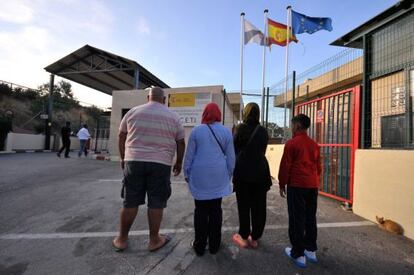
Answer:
[{"left": 149, "top": 235, "right": 171, "bottom": 252}]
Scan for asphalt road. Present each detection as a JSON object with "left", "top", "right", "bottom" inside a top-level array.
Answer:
[{"left": 0, "top": 153, "right": 413, "bottom": 275}]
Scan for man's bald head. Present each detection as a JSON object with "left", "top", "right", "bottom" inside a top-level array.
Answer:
[{"left": 147, "top": 86, "right": 166, "bottom": 104}]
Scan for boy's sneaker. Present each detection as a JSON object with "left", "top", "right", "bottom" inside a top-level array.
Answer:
[
  {"left": 284, "top": 247, "right": 306, "bottom": 268},
  {"left": 304, "top": 249, "right": 318, "bottom": 263}
]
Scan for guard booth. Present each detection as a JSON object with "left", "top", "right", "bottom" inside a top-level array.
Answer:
[
  {"left": 108, "top": 85, "right": 240, "bottom": 160},
  {"left": 296, "top": 86, "right": 361, "bottom": 203}
]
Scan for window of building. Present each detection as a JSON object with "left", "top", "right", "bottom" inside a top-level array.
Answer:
[
  {"left": 121, "top": 108, "right": 131, "bottom": 119},
  {"left": 370, "top": 69, "right": 414, "bottom": 149}
]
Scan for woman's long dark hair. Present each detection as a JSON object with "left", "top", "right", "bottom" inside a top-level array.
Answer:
[{"left": 243, "top": 102, "right": 260, "bottom": 125}]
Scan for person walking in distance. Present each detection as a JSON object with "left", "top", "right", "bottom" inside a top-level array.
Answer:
[
  {"left": 77, "top": 124, "right": 91, "bottom": 157},
  {"left": 184, "top": 103, "right": 235, "bottom": 256},
  {"left": 278, "top": 114, "right": 321, "bottom": 268},
  {"left": 57, "top": 121, "right": 71, "bottom": 158},
  {"left": 232, "top": 103, "right": 272, "bottom": 249},
  {"left": 112, "top": 87, "right": 186, "bottom": 252}
]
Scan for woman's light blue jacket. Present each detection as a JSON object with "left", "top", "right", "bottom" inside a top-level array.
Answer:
[{"left": 184, "top": 122, "right": 235, "bottom": 200}]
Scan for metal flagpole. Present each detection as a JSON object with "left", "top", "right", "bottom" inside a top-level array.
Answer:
[
  {"left": 283, "top": 6, "right": 292, "bottom": 140},
  {"left": 261, "top": 9, "right": 269, "bottom": 125},
  {"left": 240, "top": 12, "right": 245, "bottom": 123}
]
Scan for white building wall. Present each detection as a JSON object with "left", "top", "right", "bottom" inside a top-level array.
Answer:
[
  {"left": 109, "top": 85, "right": 237, "bottom": 160},
  {"left": 5, "top": 133, "right": 55, "bottom": 151}
]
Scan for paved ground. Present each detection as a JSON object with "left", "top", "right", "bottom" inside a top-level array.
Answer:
[{"left": 0, "top": 153, "right": 413, "bottom": 275}]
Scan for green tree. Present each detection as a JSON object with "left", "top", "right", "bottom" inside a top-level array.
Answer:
[
  {"left": 267, "top": 122, "right": 284, "bottom": 138},
  {"left": 37, "top": 80, "right": 79, "bottom": 111},
  {"left": 57, "top": 80, "right": 74, "bottom": 99},
  {"left": 85, "top": 105, "right": 102, "bottom": 121}
]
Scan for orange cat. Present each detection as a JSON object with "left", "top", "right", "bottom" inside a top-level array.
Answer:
[{"left": 376, "top": 216, "right": 403, "bottom": 235}]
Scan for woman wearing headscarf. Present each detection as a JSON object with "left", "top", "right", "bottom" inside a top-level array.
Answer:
[
  {"left": 232, "top": 102, "right": 272, "bottom": 249},
  {"left": 184, "top": 103, "right": 235, "bottom": 256}
]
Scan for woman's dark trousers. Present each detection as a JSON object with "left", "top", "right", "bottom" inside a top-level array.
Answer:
[
  {"left": 193, "top": 198, "right": 222, "bottom": 255},
  {"left": 235, "top": 182, "right": 267, "bottom": 240}
]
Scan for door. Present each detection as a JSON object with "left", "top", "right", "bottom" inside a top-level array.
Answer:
[{"left": 296, "top": 86, "right": 360, "bottom": 203}]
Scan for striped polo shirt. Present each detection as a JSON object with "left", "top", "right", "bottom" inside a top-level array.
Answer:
[{"left": 119, "top": 101, "right": 185, "bottom": 166}]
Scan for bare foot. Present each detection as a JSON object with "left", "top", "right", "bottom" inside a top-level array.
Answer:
[
  {"left": 248, "top": 236, "right": 258, "bottom": 249},
  {"left": 232, "top": 234, "right": 248, "bottom": 248},
  {"left": 112, "top": 237, "right": 128, "bottom": 252},
  {"left": 148, "top": 235, "right": 171, "bottom": 252}
]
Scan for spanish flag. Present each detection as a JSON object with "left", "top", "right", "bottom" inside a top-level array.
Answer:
[{"left": 267, "top": 18, "right": 298, "bottom": 47}]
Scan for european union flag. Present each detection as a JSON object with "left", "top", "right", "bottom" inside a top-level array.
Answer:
[{"left": 291, "top": 10, "right": 333, "bottom": 34}]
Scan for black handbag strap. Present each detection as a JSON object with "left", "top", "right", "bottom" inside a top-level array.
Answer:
[
  {"left": 237, "top": 125, "right": 260, "bottom": 157},
  {"left": 246, "top": 125, "right": 260, "bottom": 147},
  {"left": 207, "top": 124, "right": 226, "bottom": 155}
]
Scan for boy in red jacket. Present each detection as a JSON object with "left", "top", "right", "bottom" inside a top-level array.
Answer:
[{"left": 278, "top": 114, "right": 321, "bottom": 268}]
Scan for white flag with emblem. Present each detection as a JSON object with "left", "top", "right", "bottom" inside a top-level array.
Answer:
[{"left": 244, "top": 19, "right": 265, "bottom": 45}]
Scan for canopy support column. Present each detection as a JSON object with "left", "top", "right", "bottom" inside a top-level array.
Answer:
[{"left": 45, "top": 74, "right": 54, "bottom": 150}]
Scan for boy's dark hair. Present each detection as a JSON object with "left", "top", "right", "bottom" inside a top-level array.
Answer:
[{"left": 292, "top": 114, "right": 311, "bottom": 130}]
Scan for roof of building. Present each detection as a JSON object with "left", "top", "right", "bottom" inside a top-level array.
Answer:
[
  {"left": 331, "top": 0, "right": 414, "bottom": 48},
  {"left": 44, "top": 45, "right": 169, "bottom": 95}
]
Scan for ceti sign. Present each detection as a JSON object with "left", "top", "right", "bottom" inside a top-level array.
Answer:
[
  {"left": 168, "top": 92, "right": 212, "bottom": 126},
  {"left": 168, "top": 93, "right": 196, "bottom": 107}
]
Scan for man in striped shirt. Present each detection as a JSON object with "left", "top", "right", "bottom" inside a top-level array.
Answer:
[{"left": 113, "top": 87, "right": 185, "bottom": 252}]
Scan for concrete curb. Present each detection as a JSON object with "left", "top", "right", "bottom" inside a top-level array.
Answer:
[
  {"left": 1, "top": 150, "right": 50, "bottom": 154},
  {"left": 14, "top": 150, "right": 53, "bottom": 153},
  {"left": 88, "top": 154, "right": 111, "bottom": 161},
  {"left": 0, "top": 150, "right": 110, "bottom": 162}
]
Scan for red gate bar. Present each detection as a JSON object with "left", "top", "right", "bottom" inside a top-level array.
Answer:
[{"left": 295, "top": 86, "right": 361, "bottom": 204}]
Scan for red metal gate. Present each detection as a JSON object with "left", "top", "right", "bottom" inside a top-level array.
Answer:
[{"left": 296, "top": 86, "right": 360, "bottom": 203}]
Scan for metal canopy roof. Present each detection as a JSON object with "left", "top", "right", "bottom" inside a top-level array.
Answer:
[
  {"left": 44, "top": 45, "right": 169, "bottom": 95},
  {"left": 330, "top": 0, "right": 413, "bottom": 48}
]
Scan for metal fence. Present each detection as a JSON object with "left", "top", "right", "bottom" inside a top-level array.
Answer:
[
  {"left": 296, "top": 86, "right": 360, "bottom": 202},
  {"left": 90, "top": 128, "right": 110, "bottom": 152},
  {"left": 239, "top": 8, "right": 414, "bottom": 150},
  {"left": 233, "top": 47, "right": 363, "bottom": 142},
  {"left": 363, "top": 9, "right": 414, "bottom": 149}
]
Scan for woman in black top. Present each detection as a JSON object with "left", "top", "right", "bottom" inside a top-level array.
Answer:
[{"left": 232, "top": 103, "right": 272, "bottom": 248}]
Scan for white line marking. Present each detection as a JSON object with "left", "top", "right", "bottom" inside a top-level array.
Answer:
[
  {"left": 0, "top": 221, "right": 373, "bottom": 240},
  {"left": 98, "top": 179, "right": 187, "bottom": 184}
]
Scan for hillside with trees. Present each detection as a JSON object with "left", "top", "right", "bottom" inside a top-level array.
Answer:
[{"left": 0, "top": 80, "right": 104, "bottom": 141}]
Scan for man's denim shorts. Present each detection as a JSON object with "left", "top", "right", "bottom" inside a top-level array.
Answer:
[{"left": 122, "top": 161, "right": 172, "bottom": 209}]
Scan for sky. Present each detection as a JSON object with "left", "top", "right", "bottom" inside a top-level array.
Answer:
[{"left": 0, "top": 0, "right": 397, "bottom": 109}]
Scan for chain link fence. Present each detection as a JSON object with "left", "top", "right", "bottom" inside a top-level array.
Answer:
[
  {"left": 364, "top": 9, "right": 414, "bottom": 149},
  {"left": 231, "top": 47, "right": 363, "bottom": 143}
]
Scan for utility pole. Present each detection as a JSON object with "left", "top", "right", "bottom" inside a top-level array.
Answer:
[{"left": 45, "top": 74, "right": 54, "bottom": 150}]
